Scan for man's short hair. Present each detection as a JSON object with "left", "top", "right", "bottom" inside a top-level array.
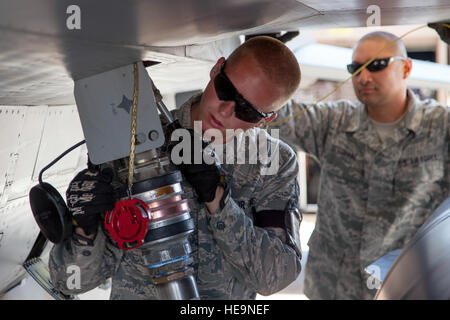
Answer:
[
  {"left": 228, "top": 36, "right": 301, "bottom": 109},
  {"left": 355, "top": 31, "right": 408, "bottom": 58}
]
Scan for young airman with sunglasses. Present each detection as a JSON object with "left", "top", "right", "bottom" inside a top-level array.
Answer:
[
  {"left": 169, "top": 36, "right": 303, "bottom": 298},
  {"left": 273, "top": 29, "right": 450, "bottom": 300},
  {"left": 49, "top": 36, "right": 304, "bottom": 299}
]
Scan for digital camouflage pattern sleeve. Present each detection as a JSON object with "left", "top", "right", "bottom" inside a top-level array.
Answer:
[
  {"left": 49, "top": 225, "right": 123, "bottom": 295},
  {"left": 205, "top": 131, "right": 303, "bottom": 296}
]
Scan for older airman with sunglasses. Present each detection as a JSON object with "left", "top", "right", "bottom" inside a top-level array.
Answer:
[
  {"left": 49, "top": 36, "right": 304, "bottom": 299},
  {"left": 273, "top": 30, "right": 450, "bottom": 300}
]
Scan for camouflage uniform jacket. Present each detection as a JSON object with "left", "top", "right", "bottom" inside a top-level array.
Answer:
[
  {"left": 274, "top": 89, "right": 450, "bottom": 299},
  {"left": 49, "top": 94, "right": 302, "bottom": 299}
]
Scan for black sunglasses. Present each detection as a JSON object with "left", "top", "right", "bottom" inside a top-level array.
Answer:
[
  {"left": 347, "top": 56, "right": 406, "bottom": 75},
  {"left": 213, "top": 61, "right": 274, "bottom": 123}
]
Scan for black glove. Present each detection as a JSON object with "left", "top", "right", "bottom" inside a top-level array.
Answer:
[
  {"left": 429, "top": 22, "right": 450, "bottom": 44},
  {"left": 170, "top": 129, "right": 225, "bottom": 203},
  {"left": 66, "top": 165, "right": 115, "bottom": 235}
]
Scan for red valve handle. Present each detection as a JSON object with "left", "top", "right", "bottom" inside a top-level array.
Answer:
[{"left": 104, "top": 198, "right": 150, "bottom": 250}]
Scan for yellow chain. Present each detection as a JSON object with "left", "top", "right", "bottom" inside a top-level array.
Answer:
[
  {"left": 128, "top": 62, "right": 139, "bottom": 193},
  {"left": 268, "top": 24, "right": 444, "bottom": 127}
]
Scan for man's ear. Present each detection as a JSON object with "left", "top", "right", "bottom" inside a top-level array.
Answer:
[
  {"left": 258, "top": 112, "right": 277, "bottom": 127},
  {"left": 210, "top": 57, "right": 226, "bottom": 79},
  {"left": 403, "top": 58, "right": 412, "bottom": 79}
]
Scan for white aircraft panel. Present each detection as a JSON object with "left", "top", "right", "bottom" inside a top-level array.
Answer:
[
  {"left": 0, "top": 197, "right": 40, "bottom": 293},
  {"left": 0, "top": 106, "right": 26, "bottom": 205},
  {"left": 33, "top": 105, "right": 86, "bottom": 188},
  {"left": 7, "top": 106, "right": 47, "bottom": 201}
]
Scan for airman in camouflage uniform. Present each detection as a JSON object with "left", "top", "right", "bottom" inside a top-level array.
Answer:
[
  {"left": 273, "top": 30, "right": 450, "bottom": 299},
  {"left": 49, "top": 36, "right": 303, "bottom": 299}
]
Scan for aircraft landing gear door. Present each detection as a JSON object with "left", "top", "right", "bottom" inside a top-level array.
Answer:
[{"left": 74, "top": 62, "right": 165, "bottom": 165}]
